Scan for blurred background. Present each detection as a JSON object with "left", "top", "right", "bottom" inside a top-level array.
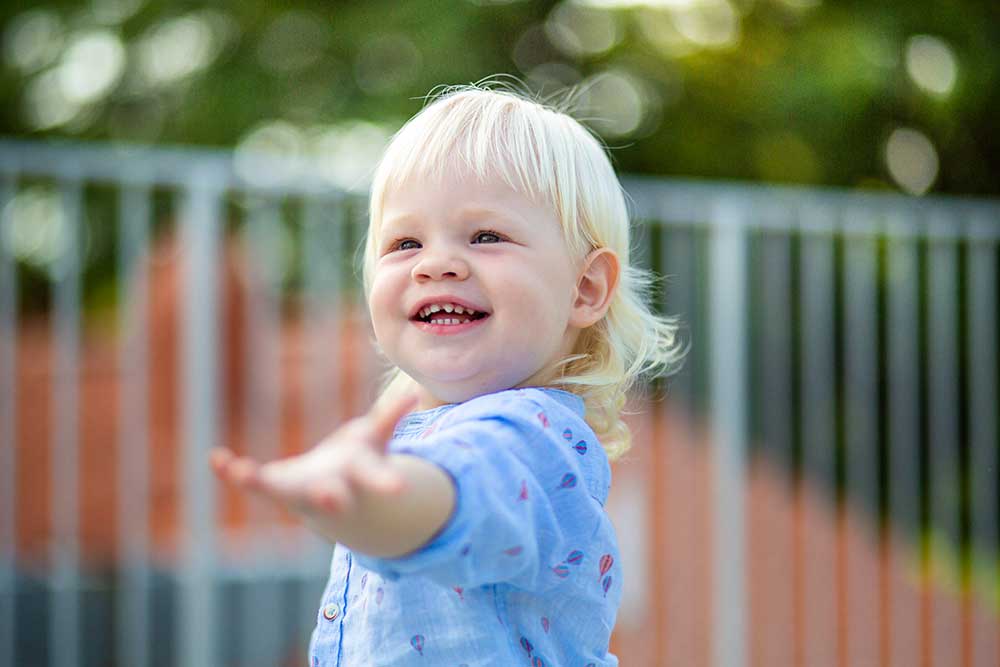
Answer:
[{"left": 0, "top": 0, "right": 998, "bottom": 666}]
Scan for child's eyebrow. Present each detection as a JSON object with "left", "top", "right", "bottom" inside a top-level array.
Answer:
[{"left": 382, "top": 206, "right": 522, "bottom": 234}]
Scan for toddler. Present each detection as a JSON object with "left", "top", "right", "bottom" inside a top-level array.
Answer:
[{"left": 212, "top": 78, "right": 682, "bottom": 666}]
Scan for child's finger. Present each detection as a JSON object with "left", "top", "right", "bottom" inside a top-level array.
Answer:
[
  {"left": 210, "top": 448, "right": 252, "bottom": 485},
  {"left": 244, "top": 464, "right": 316, "bottom": 514},
  {"left": 229, "top": 456, "right": 261, "bottom": 487},
  {"left": 209, "top": 448, "right": 231, "bottom": 478}
]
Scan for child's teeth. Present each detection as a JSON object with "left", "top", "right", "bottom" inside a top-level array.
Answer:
[{"left": 418, "top": 303, "right": 483, "bottom": 320}]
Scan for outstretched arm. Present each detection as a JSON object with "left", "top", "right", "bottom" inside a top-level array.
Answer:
[{"left": 210, "top": 392, "right": 456, "bottom": 558}]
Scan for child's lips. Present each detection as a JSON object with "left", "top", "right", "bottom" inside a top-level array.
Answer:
[{"left": 411, "top": 314, "right": 490, "bottom": 335}]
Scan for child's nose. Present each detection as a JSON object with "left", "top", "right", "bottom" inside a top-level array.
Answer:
[{"left": 412, "top": 252, "right": 470, "bottom": 282}]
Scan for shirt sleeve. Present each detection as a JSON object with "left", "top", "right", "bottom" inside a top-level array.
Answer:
[{"left": 350, "top": 392, "right": 606, "bottom": 592}]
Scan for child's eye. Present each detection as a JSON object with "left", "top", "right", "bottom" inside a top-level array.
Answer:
[
  {"left": 389, "top": 229, "right": 503, "bottom": 251},
  {"left": 472, "top": 230, "right": 504, "bottom": 244}
]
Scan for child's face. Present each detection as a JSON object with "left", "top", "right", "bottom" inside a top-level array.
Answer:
[{"left": 369, "top": 167, "right": 583, "bottom": 407}]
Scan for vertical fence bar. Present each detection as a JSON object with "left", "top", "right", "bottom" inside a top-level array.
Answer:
[
  {"left": 178, "top": 175, "right": 223, "bottom": 667},
  {"left": 927, "top": 214, "right": 962, "bottom": 667},
  {"left": 842, "top": 212, "right": 881, "bottom": 665},
  {"left": 885, "top": 216, "right": 922, "bottom": 667},
  {"left": 348, "top": 203, "right": 378, "bottom": 408},
  {"left": 302, "top": 196, "right": 344, "bottom": 445},
  {"left": 659, "top": 224, "right": 699, "bottom": 667},
  {"left": 0, "top": 176, "right": 18, "bottom": 667},
  {"left": 663, "top": 226, "right": 694, "bottom": 408},
  {"left": 298, "top": 196, "right": 347, "bottom": 655},
  {"left": 709, "top": 200, "right": 747, "bottom": 667},
  {"left": 241, "top": 199, "right": 284, "bottom": 667},
  {"left": 757, "top": 226, "right": 795, "bottom": 667},
  {"left": 116, "top": 183, "right": 152, "bottom": 667},
  {"left": 798, "top": 208, "right": 837, "bottom": 667},
  {"left": 966, "top": 218, "right": 998, "bottom": 667},
  {"left": 49, "top": 179, "right": 82, "bottom": 667}
]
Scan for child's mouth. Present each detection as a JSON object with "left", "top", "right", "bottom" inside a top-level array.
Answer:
[{"left": 411, "top": 312, "right": 490, "bottom": 335}]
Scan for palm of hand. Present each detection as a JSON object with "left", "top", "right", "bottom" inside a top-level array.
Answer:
[{"left": 210, "top": 393, "right": 419, "bottom": 533}]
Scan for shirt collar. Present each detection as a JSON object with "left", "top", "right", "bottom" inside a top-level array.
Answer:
[{"left": 392, "top": 387, "right": 584, "bottom": 438}]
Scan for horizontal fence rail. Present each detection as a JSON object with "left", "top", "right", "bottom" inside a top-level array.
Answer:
[{"left": 0, "top": 138, "right": 998, "bottom": 667}]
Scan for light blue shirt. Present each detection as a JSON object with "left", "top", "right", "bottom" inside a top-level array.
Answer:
[{"left": 308, "top": 387, "right": 621, "bottom": 666}]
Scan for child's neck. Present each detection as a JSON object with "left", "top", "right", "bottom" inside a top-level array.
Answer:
[{"left": 414, "top": 374, "right": 565, "bottom": 412}]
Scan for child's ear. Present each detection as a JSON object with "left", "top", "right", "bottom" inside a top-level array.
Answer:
[{"left": 570, "top": 248, "right": 620, "bottom": 328}]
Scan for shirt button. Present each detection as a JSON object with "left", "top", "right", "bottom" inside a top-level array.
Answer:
[{"left": 322, "top": 603, "right": 340, "bottom": 621}]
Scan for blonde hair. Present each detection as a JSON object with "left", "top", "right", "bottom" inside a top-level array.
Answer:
[{"left": 361, "top": 76, "right": 684, "bottom": 461}]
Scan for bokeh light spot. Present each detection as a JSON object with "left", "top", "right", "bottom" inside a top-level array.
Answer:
[
  {"left": 234, "top": 121, "right": 306, "bottom": 187},
  {"left": 526, "top": 62, "right": 584, "bottom": 96},
  {"left": 579, "top": 68, "right": 650, "bottom": 137},
  {"left": 2, "top": 187, "right": 69, "bottom": 270},
  {"left": 90, "top": 0, "right": 146, "bottom": 25},
  {"left": 885, "top": 127, "right": 939, "bottom": 196},
  {"left": 24, "top": 69, "right": 82, "bottom": 130},
  {"left": 905, "top": 34, "right": 958, "bottom": 98},
  {"left": 3, "top": 9, "right": 65, "bottom": 74},
  {"left": 313, "top": 121, "right": 393, "bottom": 192},
  {"left": 672, "top": 0, "right": 740, "bottom": 48},
  {"left": 58, "top": 29, "right": 126, "bottom": 105},
  {"left": 137, "top": 11, "right": 233, "bottom": 86},
  {"left": 545, "top": 1, "right": 623, "bottom": 59}
]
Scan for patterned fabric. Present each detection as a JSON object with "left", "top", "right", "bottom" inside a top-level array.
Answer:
[{"left": 308, "top": 387, "right": 621, "bottom": 666}]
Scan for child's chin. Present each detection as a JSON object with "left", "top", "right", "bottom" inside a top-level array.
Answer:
[{"left": 408, "top": 368, "right": 480, "bottom": 392}]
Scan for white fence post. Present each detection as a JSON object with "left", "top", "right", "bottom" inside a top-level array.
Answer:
[
  {"left": 179, "top": 173, "right": 223, "bottom": 667},
  {"left": 709, "top": 199, "right": 748, "bottom": 667}
]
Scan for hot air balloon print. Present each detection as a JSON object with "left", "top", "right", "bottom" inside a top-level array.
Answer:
[
  {"left": 504, "top": 545, "right": 523, "bottom": 557},
  {"left": 518, "top": 479, "right": 529, "bottom": 500},
  {"left": 574, "top": 440, "right": 587, "bottom": 455},
  {"left": 410, "top": 634, "right": 425, "bottom": 655},
  {"left": 460, "top": 544, "right": 471, "bottom": 556},
  {"left": 557, "top": 473, "right": 577, "bottom": 490},
  {"left": 537, "top": 411, "right": 549, "bottom": 427},
  {"left": 533, "top": 656, "right": 546, "bottom": 667},
  {"left": 599, "top": 554, "right": 614, "bottom": 578},
  {"left": 551, "top": 563, "right": 570, "bottom": 578},
  {"left": 566, "top": 550, "right": 584, "bottom": 566},
  {"left": 602, "top": 575, "right": 612, "bottom": 597},
  {"left": 541, "top": 616, "right": 550, "bottom": 633},
  {"left": 360, "top": 573, "right": 368, "bottom": 590},
  {"left": 520, "top": 636, "right": 533, "bottom": 656},
  {"left": 562, "top": 428, "right": 573, "bottom": 441},
  {"left": 453, "top": 586, "right": 464, "bottom": 601},
  {"left": 376, "top": 587, "right": 384, "bottom": 605}
]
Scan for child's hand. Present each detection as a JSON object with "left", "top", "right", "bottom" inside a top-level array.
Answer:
[{"left": 210, "top": 392, "right": 419, "bottom": 532}]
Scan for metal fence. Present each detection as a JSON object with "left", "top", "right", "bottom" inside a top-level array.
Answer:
[{"left": 0, "top": 138, "right": 998, "bottom": 667}]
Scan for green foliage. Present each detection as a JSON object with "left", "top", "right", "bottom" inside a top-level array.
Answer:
[{"left": 0, "top": 0, "right": 996, "bottom": 193}]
